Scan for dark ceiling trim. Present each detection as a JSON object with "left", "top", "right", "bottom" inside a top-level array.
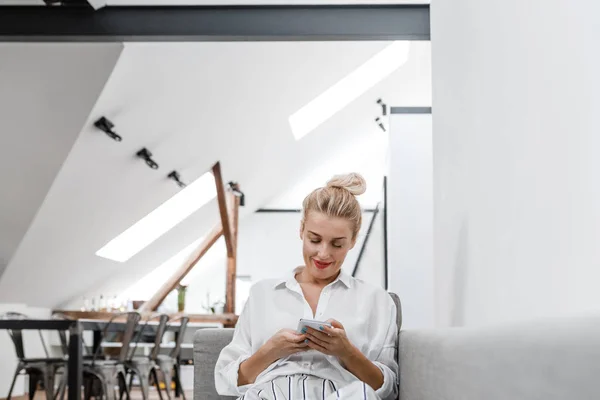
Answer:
[
  {"left": 0, "top": 4, "right": 430, "bottom": 42},
  {"left": 390, "top": 106, "right": 432, "bottom": 114}
]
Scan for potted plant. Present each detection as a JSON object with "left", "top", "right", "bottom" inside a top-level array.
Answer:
[{"left": 177, "top": 284, "right": 188, "bottom": 312}]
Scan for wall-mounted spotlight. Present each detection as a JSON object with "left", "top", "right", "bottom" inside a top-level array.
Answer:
[
  {"left": 136, "top": 148, "right": 159, "bottom": 170},
  {"left": 94, "top": 116, "right": 122, "bottom": 142},
  {"left": 168, "top": 170, "right": 187, "bottom": 188},
  {"left": 228, "top": 181, "right": 245, "bottom": 207},
  {"left": 377, "top": 98, "right": 387, "bottom": 116},
  {"left": 375, "top": 117, "right": 387, "bottom": 132}
]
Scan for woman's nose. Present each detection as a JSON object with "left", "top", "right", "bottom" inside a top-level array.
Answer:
[{"left": 317, "top": 244, "right": 330, "bottom": 258}]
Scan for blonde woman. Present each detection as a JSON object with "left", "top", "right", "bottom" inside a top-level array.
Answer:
[{"left": 215, "top": 173, "right": 398, "bottom": 400}]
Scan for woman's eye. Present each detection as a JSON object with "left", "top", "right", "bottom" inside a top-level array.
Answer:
[
  {"left": 333, "top": 244, "right": 343, "bottom": 248},
  {"left": 310, "top": 240, "right": 320, "bottom": 244}
]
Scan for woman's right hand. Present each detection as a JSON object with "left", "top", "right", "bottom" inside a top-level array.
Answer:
[
  {"left": 263, "top": 329, "right": 309, "bottom": 361},
  {"left": 238, "top": 329, "right": 308, "bottom": 386}
]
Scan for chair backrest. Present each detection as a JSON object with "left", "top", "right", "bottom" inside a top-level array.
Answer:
[
  {"left": 128, "top": 313, "right": 170, "bottom": 361},
  {"left": 51, "top": 312, "right": 71, "bottom": 357},
  {"left": 168, "top": 315, "right": 189, "bottom": 359},
  {"left": 118, "top": 312, "right": 142, "bottom": 362},
  {"left": 150, "top": 314, "right": 170, "bottom": 360},
  {"left": 1, "top": 311, "right": 50, "bottom": 360},
  {"left": 91, "top": 311, "right": 141, "bottom": 365},
  {"left": 1, "top": 312, "right": 27, "bottom": 359}
]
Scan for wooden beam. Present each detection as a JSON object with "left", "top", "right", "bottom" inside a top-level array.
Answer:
[
  {"left": 140, "top": 223, "right": 223, "bottom": 312},
  {"left": 213, "top": 162, "right": 234, "bottom": 258},
  {"left": 225, "top": 189, "right": 240, "bottom": 314}
]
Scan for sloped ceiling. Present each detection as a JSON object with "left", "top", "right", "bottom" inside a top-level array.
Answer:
[
  {"left": 0, "top": 43, "right": 123, "bottom": 278},
  {"left": 0, "top": 41, "right": 430, "bottom": 308}
]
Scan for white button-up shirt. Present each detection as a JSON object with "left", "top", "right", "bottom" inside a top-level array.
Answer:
[{"left": 214, "top": 267, "right": 399, "bottom": 400}]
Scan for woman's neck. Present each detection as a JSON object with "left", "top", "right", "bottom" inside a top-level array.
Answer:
[{"left": 296, "top": 266, "right": 340, "bottom": 288}]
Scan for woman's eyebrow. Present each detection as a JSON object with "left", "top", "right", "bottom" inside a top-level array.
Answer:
[{"left": 308, "top": 231, "right": 347, "bottom": 240}]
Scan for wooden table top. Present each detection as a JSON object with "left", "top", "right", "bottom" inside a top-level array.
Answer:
[{"left": 53, "top": 310, "right": 239, "bottom": 328}]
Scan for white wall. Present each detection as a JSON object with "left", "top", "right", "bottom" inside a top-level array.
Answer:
[
  {"left": 387, "top": 112, "right": 434, "bottom": 328},
  {"left": 431, "top": 0, "right": 600, "bottom": 327}
]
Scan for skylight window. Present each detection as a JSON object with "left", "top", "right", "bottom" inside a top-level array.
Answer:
[
  {"left": 288, "top": 41, "right": 410, "bottom": 141},
  {"left": 119, "top": 236, "right": 205, "bottom": 301},
  {"left": 96, "top": 171, "right": 216, "bottom": 262}
]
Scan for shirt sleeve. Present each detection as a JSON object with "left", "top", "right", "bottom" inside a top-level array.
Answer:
[
  {"left": 371, "top": 299, "right": 399, "bottom": 400},
  {"left": 214, "top": 291, "right": 254, "bottom": 396}
]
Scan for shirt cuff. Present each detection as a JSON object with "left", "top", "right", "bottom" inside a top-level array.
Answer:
[
  {"left": 218, "top": 354, "right": 252, "bottom": 395},
  {"left": 372, "top": 361, "right": 398, "bottom": 400}
]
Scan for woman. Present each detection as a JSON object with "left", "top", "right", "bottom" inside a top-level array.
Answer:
[{"left": 215, "top": 173, "right": 398, "bottom": 400}]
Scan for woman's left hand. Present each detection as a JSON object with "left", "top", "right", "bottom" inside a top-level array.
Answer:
[{"left": 304, "top": 319, "right": 358, "bottom": 362}]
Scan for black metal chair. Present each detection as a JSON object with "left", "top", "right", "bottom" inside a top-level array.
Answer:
[
  {"left": 2, "top": 312, "right": 67, "bottom": 400},
  {"left": 156, "top": 316, "right": 189, "bottom": 400},
  {"left": 125, "top": 313, "right": 170, "bottom": 400},
  {"left": 82, "top": 312, "right": 141, "bottom": 400}
]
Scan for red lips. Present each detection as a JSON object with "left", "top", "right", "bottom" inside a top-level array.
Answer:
[{"left": 313, "top": 259, "right": 332, "bottom": 270}]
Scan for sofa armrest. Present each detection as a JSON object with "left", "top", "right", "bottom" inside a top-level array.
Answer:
[{"left": 193, "top": 328, "right": 237, "bottom": 400}]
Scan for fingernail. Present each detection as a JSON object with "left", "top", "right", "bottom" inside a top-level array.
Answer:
[
  {"left": 301, "top": 328, "right": 307, "bottom": 333},
  {"left": 304, "top": 339, "right": 308, "bottom": 343},
  {"left": 319, "top": 326, "right": 324, "bottom": 330}
]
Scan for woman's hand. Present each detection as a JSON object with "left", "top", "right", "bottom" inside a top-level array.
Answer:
[
  {"left": 239, "top": 329, "right": 308, "bottom": 386},
  {"left": 303, "top": 319, "right": 358, "bottom": 364},
  {"left": 264, "top": 329, "right": 309, "bottom": 361}
]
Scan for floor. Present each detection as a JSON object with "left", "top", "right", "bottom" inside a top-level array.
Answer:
[{"left": 4, "top": 388, "right": 193, "bottom": 400}]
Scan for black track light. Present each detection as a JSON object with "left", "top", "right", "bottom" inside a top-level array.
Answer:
[
  {"left": 168, "top": 170, "right": 187, "bottom": 188},
  {"left": 94, "top": 117, "right": 122, "bottom": 142},
  {"left": 136, "top": 148, "right": 159, "bottom": 170}
]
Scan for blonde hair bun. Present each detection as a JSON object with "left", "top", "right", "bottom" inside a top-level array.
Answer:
[{"left": 326, "top": 173, "right": 367, "bottom": 196}]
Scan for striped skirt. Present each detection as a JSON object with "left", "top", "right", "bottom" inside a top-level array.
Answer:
[{"left": 238, "top": 374, "right": 381, "bottom": 400}]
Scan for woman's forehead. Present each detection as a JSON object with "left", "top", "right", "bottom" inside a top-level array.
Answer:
[{"left": 304, "top": 212, "right": 352, "bottom": 237}]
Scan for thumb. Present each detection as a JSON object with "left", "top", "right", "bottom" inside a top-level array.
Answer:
[{"left": 327, "top": 319, "right": 344, "bottom": 329}]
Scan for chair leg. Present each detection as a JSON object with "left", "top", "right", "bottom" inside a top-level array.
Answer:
[
  {"left": 42, "top": 368, "right": 55, "bottom": 400},
  {"left": 160, "top": 365, "right": 172, "bottom": 400},
  {"left": 117, "top": 371, "right": 130, "bottom": 400},
  {"left": 56, "top": 370, "right": 67, "bottom": 400},
  {"left": 29, "top": 371, "right": 41, "bottom": 400},
  {"left": 173, "top": 368, "right": 185, "bottom": 400},
  {"left": 6, "top": 365, "right": 21, "bottom": 400},
  {"left": 151, "top": 368, "right": 164, "bottom": 400}
]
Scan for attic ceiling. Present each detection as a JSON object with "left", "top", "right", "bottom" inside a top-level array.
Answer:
[{"left": 0, "top": 40, "right": 431, "bottom": 308}]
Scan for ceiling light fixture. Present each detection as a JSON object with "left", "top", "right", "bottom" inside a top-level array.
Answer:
[
  {"left": 95, "top": 171, "right": 216, "bottom": 262},
  {"left": 288, "top": 41, "right": 410, "bottom": 141},
  {"left": 377, "top": 98, "right": 388, "bottom": 116},
  {"left": 94, "top": 116, "right": 122, "bottom": 142},
  {"left": 168, "top": 170, "right": 187, "bottom": 188},
  {"left": 375, "top": 117, "right": 386, "bottom": 132},
  {"left": 136, "top": 148, "right": 159, "bottom": 170}
]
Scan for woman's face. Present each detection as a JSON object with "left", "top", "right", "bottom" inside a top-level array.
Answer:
[{"left": 300, "top": 211, "right": 356, "bottom": 281}]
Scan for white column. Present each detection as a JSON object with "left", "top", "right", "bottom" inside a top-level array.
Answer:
[
  {"left": 387, "top": 108, "right": 434, "bottom": 329},
  {"left": 431, "top": 0, "right": 600, "bottom": 327}
]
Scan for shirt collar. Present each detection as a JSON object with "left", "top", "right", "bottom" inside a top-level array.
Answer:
[{"left": 273, "top": 266, "right": 353, "bottom": 289}]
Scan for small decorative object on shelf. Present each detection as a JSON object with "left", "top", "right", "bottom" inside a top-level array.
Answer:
[{"left": 177, "top": 284, "right": 188, "bottom": 312}]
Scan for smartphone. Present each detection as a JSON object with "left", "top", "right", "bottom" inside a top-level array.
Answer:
[{"left": 296, "top": 318, "right": 332, "bottom": 333}]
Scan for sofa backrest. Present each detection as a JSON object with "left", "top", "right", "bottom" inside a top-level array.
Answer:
[{"left": 399, "top": 315, "right": 600, "bottom": 400}]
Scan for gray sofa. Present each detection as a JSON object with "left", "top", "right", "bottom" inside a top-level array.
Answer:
[{"left": 194, "top": 297, "right": 600, "bottom": 400}]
